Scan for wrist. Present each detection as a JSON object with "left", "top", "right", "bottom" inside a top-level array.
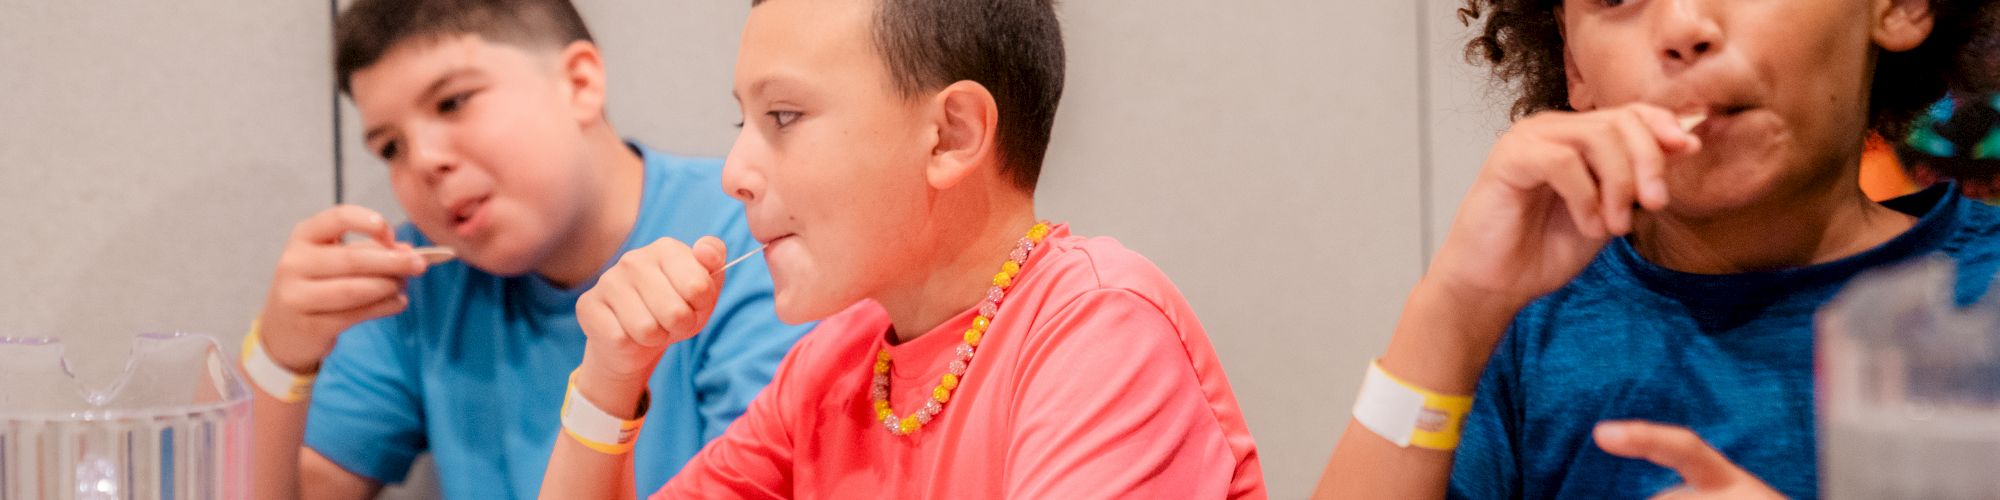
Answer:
[
  {"left": 574, "top": 360, "right": 650, "bottom": 420},
  {"left": 242, "top": 321, "right": 319, "bottom": 404},
  {"left": 253, "top": 312, "right": 328, "bottom": 374},
  {"left": 1379, "top": 279, "right": 1528, "bottom": 394},
  {"left": 561, "top": 369, "right": 649, "bottom": 455}
]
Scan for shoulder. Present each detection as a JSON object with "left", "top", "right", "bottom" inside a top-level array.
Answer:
[
  {"left": 1940, "top": 198, "right": 2000, "bottom": 302},
  {"left": 1021, "top": 234, "right": 1189, "bottom": 320},
  {"left": 998, "top": 233, "right": 1215, "bottom": 363},
  {"left": 1945, "top": 197, "right": 2000, "bottom": 259},
  {"left": 639, "top": 145, "right": 727, "bottom": 173},
  {"left": 636, "top": 144, "right": 728, "bottom": 201}
]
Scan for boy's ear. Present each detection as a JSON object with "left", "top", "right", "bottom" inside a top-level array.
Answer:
[
  {"left": 925, "top": 80, "right": 1002, "bottom": 191},
  {"left": 557, "top": 40, "right": 610, "bottom": 125},
  {"left": 1872, "top": 0, "right": 1935, "bottom": 53},
  {"left": 1558, "top": 7, "right": 1598, "bottom": 111}
]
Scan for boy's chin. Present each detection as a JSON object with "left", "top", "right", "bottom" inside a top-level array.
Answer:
[
  {"left": 772, "top": 289, "right": 856, "bottom": 326},
  {"left": 1659, "top": 154, "right": 1798, "bottom": 218},
  {"left": 1654, "top": 172, "right": 1787, "bottom": 221},
  {"left": 458, "top": 248, "right": 540, "bottom": 278}
]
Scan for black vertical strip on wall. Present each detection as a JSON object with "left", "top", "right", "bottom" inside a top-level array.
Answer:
[
  {"left": 1415, "top": 0, "right": 1435, "bottom": 271},
  {"left": 330, "top": 0, "right": 345, "bottom": 205}
]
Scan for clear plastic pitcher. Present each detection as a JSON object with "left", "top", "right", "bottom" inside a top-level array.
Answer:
[
  {"left": 1819, "top": 257, "right": 2000, "bottom": 499},
  {"left": 0, "top": 333, "right": 249, "bottom": 500}
]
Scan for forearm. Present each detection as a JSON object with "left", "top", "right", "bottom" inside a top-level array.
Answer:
[
  {"left": 247, "top": 369, "right": 310, "bottom": 500},
  {"left": 540, "top": 366, "right": 647, "bottom": 500},
  {"left": 1375, "top": 278, "right": 1521, "bottom": 394},
  {"left": 1315, "top": 279, "right": 1523, "bottom": 499},
  {"left": 540, "top": 434, "right": 640, "bottom": 500}
]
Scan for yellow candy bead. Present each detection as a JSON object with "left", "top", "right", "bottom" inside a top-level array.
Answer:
[
  {"left": 972, "top": 316, "right": 989, "bottom": 332},
  {"left": 963, "top": 329, "right": 983, "bottom": 347},
  {"left": 875, "top": 360, "right": 890, "bottom": 374},
  {"left": 1027, "top": 224, "right": 1050, "bottom": 241},
  {"left": 877, "top": 407, "right": 893, "bottom": 421},
  {"left": 992, "top": 271, "right": 1013, "bottom": 287},
  {"left": 900, "top": 416, "right": 919, "bottom": 434},
  {"left": 877, "top": 350, "right": 891, "bottom": 362},
  {"left": 933, "top": 386, "right": 952, "bottom": 403},
  {"left": 1001, "top": 261, "right": 1021, "bottom": 276},
  {"left": 940, "top": 373, "right": 959, "bottom": 390}
]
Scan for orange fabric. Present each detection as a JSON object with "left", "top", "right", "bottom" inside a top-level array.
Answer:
[
  {"left": 653, "top": 225, "right": 1266, "bottom": 499},
  {"left": 1860, "top": 133, "right": 1919, "bottom": 202}
]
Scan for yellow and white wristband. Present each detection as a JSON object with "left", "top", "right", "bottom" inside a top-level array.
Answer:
[
  {"left": 560, "top": 370, "right": 649, "bottom": 455},
  {"left": 240, "top": 321, "right": 317, "bottom": 404},
  {"left": 1352, "top": 360, "right": 1475, "bottom": 450}
]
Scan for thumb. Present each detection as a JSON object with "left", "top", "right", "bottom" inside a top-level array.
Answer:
[
  {"left": 1594, "top": 420, "right": 1742, "bottom": 492},
  {"left": 692, "top": 236, "right": 729, "bottom": 273}
]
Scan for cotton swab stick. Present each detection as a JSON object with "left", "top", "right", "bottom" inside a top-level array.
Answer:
[
  {"left": 1678, "top": 112, "right": 1709, "bottom": 133},
  {"left": 414, "top": 246, "right": 457, "bottom": 265},
  {"left": 711, "top": 243, "right": 768, "bottom": 277}
]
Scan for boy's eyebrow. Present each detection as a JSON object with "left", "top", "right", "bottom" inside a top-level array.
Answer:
[
  {"left": 363, "top": 123, "right": 392, "bottom": 144},
  {"left": 414, "top": 67, "right": 479, "bottom": 105},
  {"left": 736, "top": 74, "right": 804, "bottom": 102},
  {"left": 363, "top": 67, "right": 481, "bottom": 143}
]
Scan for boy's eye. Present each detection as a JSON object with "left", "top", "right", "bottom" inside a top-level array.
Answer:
[
  {"left": 378, "top": 140, "right": 400, "bottom": 162},
  {"left": 770, "top": 111, "right": 802, "bottom": 128},
  {"left": 438, "top": 92, "right": 473, "bottom": 114},
  {"left": 1600, "top": 0, "right": 1627, "bottom": 6}
]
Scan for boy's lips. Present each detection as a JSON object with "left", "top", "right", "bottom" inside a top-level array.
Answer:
[
  {"left": 1688, "top": 104, "right": 1759, "bottom": 136},
  {"left": 447, "top": 196, "right": 491, "bottom": 237},
  {"left": 756, "top": 233, "right": 795, "bottom": 246}
]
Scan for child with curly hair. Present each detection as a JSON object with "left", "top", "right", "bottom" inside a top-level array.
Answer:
[{"left": 1318, "top": 0, "right": 2000, "bottom": 498}]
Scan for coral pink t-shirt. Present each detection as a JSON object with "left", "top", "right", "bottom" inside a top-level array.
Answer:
[{"left": 653, "top": 225, "right": 1265, "bottom": 499}]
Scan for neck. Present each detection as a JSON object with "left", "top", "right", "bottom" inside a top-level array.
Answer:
[
  {"left": 878, "top": 186, "right": 1039, "bottom": 344},
  {"left": 1631, "top": 166, "right": 1915, "bottom": 274},
  {"left": 536, "top": 125, "right": 645, "bottom": 288}
]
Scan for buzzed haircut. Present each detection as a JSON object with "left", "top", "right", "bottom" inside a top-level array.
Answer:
[
  {"left": 754, "top": 0, "right": 1068, "bottom": 192},
  {"left": 335, "top": 0, "right": 596, "bottom": 95}
]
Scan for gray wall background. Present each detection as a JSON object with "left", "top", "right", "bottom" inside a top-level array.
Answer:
[{"left": 1, "top": 1, "right": 1512, "bottom": 498}]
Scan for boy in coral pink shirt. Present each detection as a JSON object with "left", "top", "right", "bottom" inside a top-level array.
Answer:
[{"left": 538, "top": 0, "right": 1266, "bottom": 498}]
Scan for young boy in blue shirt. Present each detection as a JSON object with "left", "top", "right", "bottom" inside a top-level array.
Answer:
[
  {"left": 1320, "top": 0, "right": 2000, "bottom": 498},
  {"left": 240, "top": 1, "right": 811, "bottom": 498}
]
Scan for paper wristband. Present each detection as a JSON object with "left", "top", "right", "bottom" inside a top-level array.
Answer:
[
  {"left": 240, "top": 322, "right": 317, "bottom": 404},
  {"left": 561, "top": 371, "right": 649, "bottom": 455},
  {"left": 1352, "top": 360, "right": 1475, "bottom": 450}
]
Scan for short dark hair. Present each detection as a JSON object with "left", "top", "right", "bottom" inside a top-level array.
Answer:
[
  {"left": 1458, "top": 0, "right": 2000, "bottom": 139},
  {"left": 335, "top": 0, "right": 596, "bottom": 95},
  {"left": 753, "top": 0, "right": 1068, "bottom": 192}
]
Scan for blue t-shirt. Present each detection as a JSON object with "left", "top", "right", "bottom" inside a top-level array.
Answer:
[
  {"left": 305, "top": 143, "right": 813, "bottom": 498},
  {"left": 1449, "top": 184, "right": 2000, "bottom": 499}
]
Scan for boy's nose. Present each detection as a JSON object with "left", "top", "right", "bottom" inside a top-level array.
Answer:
[
  {"left": 1654, "top": 0, "right": 1723, "bottom": 67},
  {"left": 404, "top": 136, "right": 457, "bottom": 181},
  {"left": 720, "top": 133, "right": 765, "bottom": 204}
]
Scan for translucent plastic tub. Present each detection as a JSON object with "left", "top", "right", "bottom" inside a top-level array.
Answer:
[
  {"left": 1819, "top": 257, "right": 2000, "bottom": 499},
  {"left": 0, "top": 333, "right": 249, "bottom": 500}
]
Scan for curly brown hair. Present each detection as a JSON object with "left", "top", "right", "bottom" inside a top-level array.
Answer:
[{"left": 1459, "top": 0, "right": 2000, "bottom": 139}]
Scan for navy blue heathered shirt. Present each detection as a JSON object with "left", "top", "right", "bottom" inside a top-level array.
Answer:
[{"left": 1448, "top": 184, "right": 2000, "bottom": 499}]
